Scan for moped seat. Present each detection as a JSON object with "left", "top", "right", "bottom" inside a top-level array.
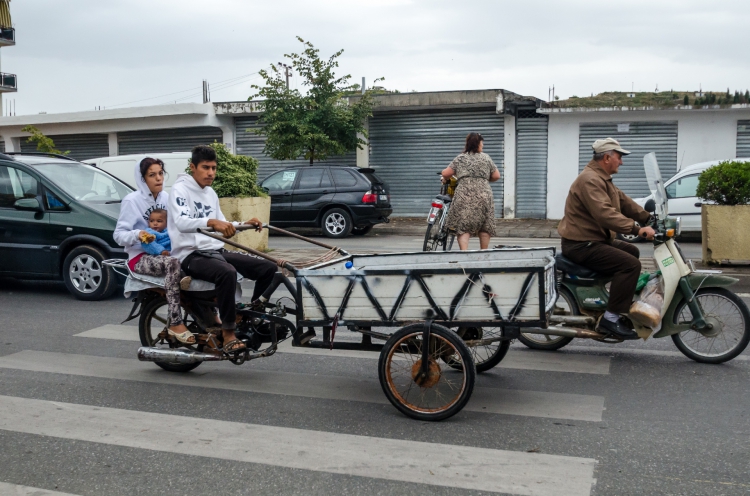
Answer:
[{"left": 555, "top": 253, "right": 602, "bottom": 279}]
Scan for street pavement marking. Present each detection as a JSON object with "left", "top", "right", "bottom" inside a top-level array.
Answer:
[
  {"left": 0, "top": 394, "right": 597, "bottom": 496},
  {"left": 0, "top": 351, "right": 605, "bottom": 421},
  {"left": 534, "top": 344, "right": 750, "bottom": 362},
  {"left": 0, "top": 482, "right": 80, "bottom": 495},
  {"left": 75, "top": 325, "right": 611, "bottom": 375}
]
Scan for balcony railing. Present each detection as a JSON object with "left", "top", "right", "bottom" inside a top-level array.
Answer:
[
  {"left": 0, "top": 27, "right": 14, "bottom": 45},
  {"left": 0, "top": 72, "right": 16, "bottom": 90}
]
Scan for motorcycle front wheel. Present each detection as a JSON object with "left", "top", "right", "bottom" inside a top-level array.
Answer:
[{"left": 671, "top": 288, "right": 750, "bottom": 364}]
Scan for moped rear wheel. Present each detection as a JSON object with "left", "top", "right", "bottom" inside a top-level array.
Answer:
[
  {"left": 379, "top": 323, "right": 475, "bottom": 421},
  {"left": 518, "top": 287, "right": 576, "bottom": 351},
  {"left": 139, "top": 296, "right": 203, "bottom": 373},
  {"left": 671, "top": 288, "right": 750, "bottom": 364}
]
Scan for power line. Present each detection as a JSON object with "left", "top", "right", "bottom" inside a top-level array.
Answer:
[{"left": 158, "top": 73, "right": 262, "bottom": 105}]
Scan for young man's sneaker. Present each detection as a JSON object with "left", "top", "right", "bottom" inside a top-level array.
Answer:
[{"left": 597, "top": 317, "right": 639, "bottom": 340}]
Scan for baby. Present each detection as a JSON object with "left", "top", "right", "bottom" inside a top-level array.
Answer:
[{"left": 139, "top": 209, "right": 172, "bottom": 256}]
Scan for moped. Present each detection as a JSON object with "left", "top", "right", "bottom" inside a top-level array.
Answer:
[{"left": 518, "top": 153, "right": 750, "bottom": 364}]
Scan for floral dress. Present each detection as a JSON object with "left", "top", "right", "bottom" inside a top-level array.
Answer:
[{"left": 444, "top": 152, "right": 498, "bottom": 237}]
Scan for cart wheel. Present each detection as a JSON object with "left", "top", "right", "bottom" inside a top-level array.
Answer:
[
  {"left": 444, "top": 327, "right": 510, "bottom": 373},
  {"left": 139, "top": 296, "right": 203, "bottom": 373},
  {"left": 378, "top": 323, "right": 475, "bottom": 421}
]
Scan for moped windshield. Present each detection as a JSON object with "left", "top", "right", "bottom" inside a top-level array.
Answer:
[{"left": 643, "top": 152, "right": 668, "bottom": 218}]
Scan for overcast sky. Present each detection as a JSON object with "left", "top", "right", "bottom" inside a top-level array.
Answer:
[{"left": 4, "top": 0, "right": 750, "bottom": 115}]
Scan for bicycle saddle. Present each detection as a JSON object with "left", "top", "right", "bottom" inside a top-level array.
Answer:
[
  {"left": 555, "top": 253, "right": 602, "bottom": 279},
  {"left": 436, "top": 194, "right": 452, "bottom": 203}
]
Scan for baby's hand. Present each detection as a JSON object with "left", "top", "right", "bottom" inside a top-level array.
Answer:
[
  {"left": 160, "top": 250, "right": 170, "bottom": 256},
  {"left": 139, "top": 231, "right": 156, "bottom": 244}
]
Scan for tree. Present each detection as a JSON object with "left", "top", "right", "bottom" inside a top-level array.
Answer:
[
  {"left": 683, "top": 94, "right": 690, "bottom": 105},
  {"left": 21, "top": 125, "right": 69, "bottom": 155},
  {"left": 185, "top": 142, "right": 265, "bottom": 198},
  {"left": 251, "top": 37, "right": 381, "bottom": 165}
]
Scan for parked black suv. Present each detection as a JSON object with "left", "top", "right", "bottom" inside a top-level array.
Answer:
[
  {"left": 0, "top": 152, "right": 131, "bottom": 300},
  {"left": 259, "top": 166, "right": 392, "bottom": 237}
]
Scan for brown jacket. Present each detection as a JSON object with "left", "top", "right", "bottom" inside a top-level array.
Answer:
[{"left": 558, "top": 160, "right": 650, "bottom": 242}]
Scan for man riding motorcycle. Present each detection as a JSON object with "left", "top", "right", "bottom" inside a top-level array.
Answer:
[{"left": 557, "top": 138, "right": 656, "bottom": 340}]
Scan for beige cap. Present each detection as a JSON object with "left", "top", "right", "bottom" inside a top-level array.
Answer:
[{"left": 592, "top": 137, "right": 630, "bottom": 155}]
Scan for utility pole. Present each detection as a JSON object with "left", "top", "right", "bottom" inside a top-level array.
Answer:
[
  {"left": 362, "top": 77, "right": 366, "bottom": 95},
  {"left": 202, "top": 79, "right": 210, "bottom": 104},
  {"left": 277, "top": 63, "right": 292, "bottom": 89}
]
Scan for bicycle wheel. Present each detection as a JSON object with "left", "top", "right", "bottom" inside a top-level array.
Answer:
[
  {"left": 671, "top": 288, "right": 750, "bottom": 364},
  {"left": 139, "top": 296, "right": 204, "bottom": 373},
  {"left": 519, "top": 287, "right": 576, "bottom": 351},
  {"left": 423, "top": 209, "right": 446, "bottom": 252},
  {"left": 444, "top": 327, "right": 510, "bottom": 373},
  {"left": 379, "top": 323, "right": 475, "bottom": 421}
]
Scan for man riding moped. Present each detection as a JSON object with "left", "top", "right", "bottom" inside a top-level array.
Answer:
[
  {"left": 168, "top": 145, "right": 277, "bottom": 354},
  {"left": 557, "top": 138, "right": 655, "bottom": 340}
]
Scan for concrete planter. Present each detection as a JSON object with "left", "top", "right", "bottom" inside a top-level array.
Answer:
[
  {"left": 218, "top": 196, "right": 271, "bottom": 252},
  {"left": 702, "top": 204, "right": 750, "bottom": 264}
]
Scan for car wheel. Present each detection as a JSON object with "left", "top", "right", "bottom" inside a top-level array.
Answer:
[
  {"left": 62, "top": 245, "right": 118, "bottom": 301},
  {"left": 351, "top": 225, "right": 373, "bottom": 236},
  {"left": 321, "top": 208, "right": 353, "bottom": 238},
  {"left": 617, "top": 222, "right": 643, "bottom": 243}
]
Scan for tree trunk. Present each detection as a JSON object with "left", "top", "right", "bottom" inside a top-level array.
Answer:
[{"left": 309, "top": 147, "right": 314, "bottom": 165}]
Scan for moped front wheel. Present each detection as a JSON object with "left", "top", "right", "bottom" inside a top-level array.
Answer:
[
  {"left": 518, "top": 287, "right": 576, "bottom": 351},
  {"left": 139, "top": 296, "right": 203, "bottom": 373},
  {"left": 672, "top": 288, "right": 750, "bottom": 364}
]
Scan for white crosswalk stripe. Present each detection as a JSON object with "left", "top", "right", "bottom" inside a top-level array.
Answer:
[
  {"left": 0, "top": 394, "right": 597, "bottom": 496},
  {"left": 75, "top": 325, "right": 612, "bottom": 374},
  {"left": 0, "top": 351, "right": 605, "bottom": 421},
  {"left": 0, "top": 482, "right": 79, "bottom": 495}
]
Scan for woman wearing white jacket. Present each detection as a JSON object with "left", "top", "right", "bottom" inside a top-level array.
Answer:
[{"left": 113, "top": 157, "right": 195, "bottom": 344}]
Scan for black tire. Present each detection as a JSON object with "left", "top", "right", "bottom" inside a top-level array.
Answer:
[
  {"left": 62, "top": 245, "right": 118, "bottom": 301},
  {"left": 423, "top": 209, "right": 447, "bottom": 252},
  {"left": 351, "top": 225, "right": 373, "bottom": 236},
  {"left": 378, "top": 323, "right": 475, "bottom": 421},
  {"left": 617, "top": 222, "right": 643, "bottom": 243},
  {"left": 321, "top": 208, "right": 353, "bottom": 238},
  {"left": 518, "top": 287, "right": 576, "bottom": 351},
  {"left": 139, "top": 296, "right": 202, "bottom": 373},
  {"left": 671, "top": 288, "right": 750, "bottom": 364},
  {"left": 445, "top": 327, "right": 510, "bottom": 373}
]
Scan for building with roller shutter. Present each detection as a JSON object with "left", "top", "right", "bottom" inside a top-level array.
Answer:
[{"left": 2, "top": 90, "right": 750, "bottom": 221}]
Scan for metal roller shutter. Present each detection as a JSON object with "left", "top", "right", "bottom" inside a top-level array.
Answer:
[
  {"left": 235, "top": 117, "right": 356, "bottom": 180},
  {"left": 369, "top": 109, "right": 504, "bottom": 217},
  {"left": 515, "top": 110, "right": 548, "bottom": 219},
  {"left": 20, "top": 133, "right": 109, "bottom": 161},
  {"left": 578, "top": 121, "right": 677, "bottom": 198},
  {"left": 737, "top": 120, "right": 750, "bottom": 158},
  {"left": 0, "top": 138, "right": 4, "bottom": 153},
  {"left": 118, "top": 127, "right": 223, "bottom": 155}
]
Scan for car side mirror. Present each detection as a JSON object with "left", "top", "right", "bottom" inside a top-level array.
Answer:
[
  {"left": 14, "top": 197, "right": 42, "bottom": 212},
  {"left": 644, "top": 199, "right": 656, "bottom": 213}
]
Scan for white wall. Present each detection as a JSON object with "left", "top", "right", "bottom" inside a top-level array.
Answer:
[{"left": 545, "top": 108, "right": 750, "bottom": 219}]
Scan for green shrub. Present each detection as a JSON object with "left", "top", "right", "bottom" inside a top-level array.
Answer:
[
  {"left": 696, "top": 160, "right": 750, "bottom": 205},
  {"left": 185, "top": 142, "right": 266, "bottom": 198}
]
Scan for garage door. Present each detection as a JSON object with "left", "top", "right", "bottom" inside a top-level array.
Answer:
[
  {"left": 737, "top": 120, "right": 750, "bottom": 158},
  {"left": 369, "top": 109, "right": 504, "bottom": 217},
  {"left": 515, "top": 110, "right": 548, "bottom": 219},
  {"left": 118, "top": 127, "right": 223, "bottom": 155},
  {"left": 579, "top": 122, "right": 677, "bottom": 198},
  {"left": 235, "top": 117, "right": 356, "bottom": 180},
  {"left": 20, "top": 133, "right": 109, "bottom": 162}
]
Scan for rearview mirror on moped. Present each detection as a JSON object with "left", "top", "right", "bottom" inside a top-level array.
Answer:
[{"left": 644, "top": 198, "right": 656, "bottom": 213}]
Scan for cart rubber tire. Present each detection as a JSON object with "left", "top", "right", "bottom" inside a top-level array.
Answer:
[
  {"left": 671, "top": 288, "right": 750, "bottom": 364},
  {"left": 518, "top": 287, "right": 577, "bottom": 351},
  {"left": 62, "top": 245, "right": 118, "bottom": 301},
  {"left": 139, "top": 296, "right": 202, "bottom": 373},
  {"left": 378, "top": 323, "right": 475, "bottom": 421}
]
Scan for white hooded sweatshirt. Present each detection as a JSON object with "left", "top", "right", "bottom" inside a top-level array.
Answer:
[
  {"left": 113, "top": 161, "right": 169, "bottom": 261},
  {"left": 168, "top": 173, "right": 239, "bottom": 261}
]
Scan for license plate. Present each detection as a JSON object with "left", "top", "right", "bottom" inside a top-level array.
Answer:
[{"left": 379, "top": 195, "right": 388, "bottom": 201}]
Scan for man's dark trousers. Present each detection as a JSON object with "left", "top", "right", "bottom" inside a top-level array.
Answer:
[
  {"left": 181, "top": 250, "right": 277, "bottom": 330},
  {"left": 561, "top": 239, "right": 641, "bottom": 314}
]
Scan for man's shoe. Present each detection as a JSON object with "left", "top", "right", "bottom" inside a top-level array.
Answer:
[{"left": 597, "top": 317, "right": 639, "bottom": 340}]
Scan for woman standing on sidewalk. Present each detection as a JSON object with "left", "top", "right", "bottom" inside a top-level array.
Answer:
[{"left": 442, "top": 133, "right": 501, "bottom": 250}]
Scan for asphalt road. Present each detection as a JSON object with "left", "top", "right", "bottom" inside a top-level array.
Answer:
[{"left": 0, "top": 234, "right": 749, "bottom": 496}]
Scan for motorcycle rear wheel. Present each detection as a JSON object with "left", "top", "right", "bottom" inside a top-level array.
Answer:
[
  {"left": 671, "top": 288, "right": 750, "bottom": 364},
  {"left": 139, "top": 296, "right": 204, "bottom": 373},
  {"left": 518, "top": 287, "right": 576, "bottom": 351}
]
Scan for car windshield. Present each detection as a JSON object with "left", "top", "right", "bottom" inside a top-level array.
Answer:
[
  {"left": 665, "top": 174, "right": 700, "bottom": 199},
  {"left": 33, "top": 161, "right": 133, "bottom": 203}
]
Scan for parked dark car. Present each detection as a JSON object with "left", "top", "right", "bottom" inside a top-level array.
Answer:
[
  {"left": 259, "top": 166, "right": 392, "bottom": 238},
  {"left": 0, "top": 152, "right": 132, "bottom": 300}
]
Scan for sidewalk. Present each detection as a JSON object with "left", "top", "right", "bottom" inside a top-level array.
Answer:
[{"left": 372, "top": 217, "right": 561, "bottom": 238}]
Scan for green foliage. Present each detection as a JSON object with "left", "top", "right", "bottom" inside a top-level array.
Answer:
[
  {"left": 250, "top": 37, "right": 381, "bottom": 165},
  {"left": 696, "top": 160, "right": 750, "bottom": 206},
  {"left": 21, "top": 125, "right": 69, "bottom": 155},
  {"left": 683, "top": 94, "right": 689, "bottom": 105},
  {"left": 185, "top": 142, "right": 266, "bottom": 198}
]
